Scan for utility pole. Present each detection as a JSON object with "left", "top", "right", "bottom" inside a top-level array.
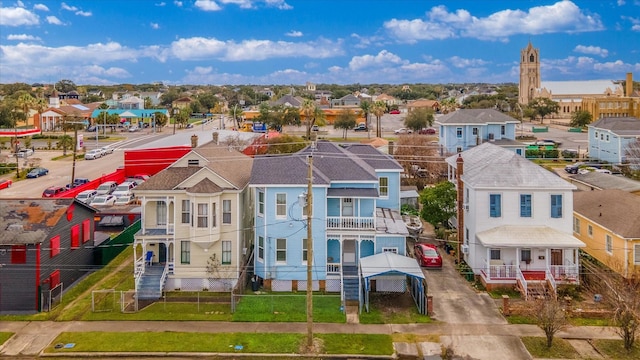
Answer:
[
  {"left": 71, "top": 124, "right": 79, "bottom": 186},
  {"left": 305, "top": 154, "right": 314, "bottom": 349}
]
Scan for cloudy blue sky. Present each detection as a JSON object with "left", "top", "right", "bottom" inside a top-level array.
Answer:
[{"left": 0, "top": 0, "right": 638, "bottom": 86}]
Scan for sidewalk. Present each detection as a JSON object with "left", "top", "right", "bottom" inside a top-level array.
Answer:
[{"left": 0, "top": 320, "right": 622, "bottom": 358}]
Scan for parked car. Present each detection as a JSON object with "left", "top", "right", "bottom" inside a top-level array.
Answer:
[
  {"left": 42, "top": 186, "right": 66, "bottom": 198},
  {"left": 114, "top": 194, "right": 136, "bottom": 205},
  {"left": 394, "top": 128, "right": 413, "bottom": 134},
  {"left": 17, "top": 148, "right": 34, "bottom": 158},
  {"left": 100, "top": 146, "right": 114, "bottom": 155},
  {"left": 66, "top": 178, "right": 90, "bottom": 189},
  {"left": 96, "top": 181, "right": 118, "bottom": 195},
  {"left": 418, "top": 128, "right": 436, "bottom": 135},
  {"left": 414, "top": 243, "right": 442, "bottom": 268},
  {"left": 112, "top": 181, "right": 137, "bottom": 197},
  {"left": 535, "top": 139, "right": 560, "bottom": 146},
  {"left": 595, "top": 169, "right": 612, "bottom": 174},
  {"left": 128, "top": 125, "right": 139, "bottom": 132},
  {"left": 85, "top": 149, "right": 102, "bottom": 160},
  {"left": 86, "top": 125, "right": 96, "bottom": 132},
  {"left": 311, "top": 125, "right": 319, "bottom": 131},
  {"left": 76, "top": 189, "right": 98, "bottom": 204},
  {"left": 185, "top": 123, "right": 194, "bottom": 129},
  {"left": 130, "top": 174, "right": 150, "bottom": 182},
  {"left": 0, "top": 179, "right": 12, "bottom": 190},
  {"left": 90, "top": 195, "right": 117, "bottom": 206},
  {"left": 389, "top": 109, "right": 401, "bottom": 114},
  {"left": 26, "top": 167, "right": 49, "bottom": 178},
  {"left": 561, "top": 149, "right": 578, "bottom": 159},
  {"left": 353, "top": 123, "right": 368, "bottom": 131}
]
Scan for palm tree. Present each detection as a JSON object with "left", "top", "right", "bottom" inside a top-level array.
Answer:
[
  {"left": 227, "top": 104, "right": 243, "bottom": 130},
  {"left": 371, "top": 101, "right": 386, "bottom": 138},
  {"left": 301, "top": 99, "right": 318, "bottom": 139},
  {"left": 16, "top": 93, "right": 35, "bottom": 127},
  {"left": 360, "top": 101, "right": 372, "bottom": 137}
]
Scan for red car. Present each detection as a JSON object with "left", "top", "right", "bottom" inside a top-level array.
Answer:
[
  {"left": 389, "top": 109, "right": 401, "bottom": 114},
  {"left": 414, "top": 243, "right": 442, "bottom": 268},
  {"left": 42, "top": 186, "right": 66, "bottom": 198},
  {"left": 418, "top": 128, "right": 437, "bottom": 135},
  {"left": 0, "top": 179, "right": 12, "bottom": 190}
]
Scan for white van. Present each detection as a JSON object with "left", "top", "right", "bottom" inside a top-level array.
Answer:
[
  {"left": 112, "top": 181, "right": 137, "bottom": 197},
  {"left": 96, "top": 181, "right": 118, "bottom": 195},
  {"left": 76, "top": 189, "right": 98, "bottom": 204}
]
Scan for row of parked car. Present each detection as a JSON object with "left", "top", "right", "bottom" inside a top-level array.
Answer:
[
  {"left": 75, "top": 175, "right": 149, "bottom": 206},
  {"left": 85, "top": 146, "right": 114, "bottom": 160}
]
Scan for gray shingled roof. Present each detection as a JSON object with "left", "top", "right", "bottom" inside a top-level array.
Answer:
[
  {"left": 435, "top": 109, "right": 519, "bottom": 125},
  {"left": 570, "top": 172, "right": 640, "bottom": 192},
  {"left": 0, "top": 199, "right": 79, "bottom": 245},
  {"left": 589, "top": 117, "right": 640, "bottom": 136},
  {"left": 135, "top": 142, "right": 253, "bottom": 192},
  {"left": 574, "top": 189, "right": 640, "bottom": 238},
  {"left": 187, "top": 178, "right": 224, "bottom": 193},
  {"left": 446, "top": 143, "right": 575, "bottom": 189},
  {"left": 341, "top": 143, "right": 404, "bottom": 171},
  {"left": 252, "top": 141, "right": 386, "bottom": 185}
]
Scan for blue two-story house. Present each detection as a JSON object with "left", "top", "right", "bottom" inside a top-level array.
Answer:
[
  {"left": 250, "top": 141, "right": 410, "bottom": 302},
  {"left": 587, "top": 117, "right": 640, "bottom": 164},
  {"left": 435, "top": 109, "right": 522, "bottom": 155}
]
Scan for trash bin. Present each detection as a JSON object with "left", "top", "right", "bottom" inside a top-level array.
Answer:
[{"left": 251, "top": 275, "right": 259, "bottom": 291}]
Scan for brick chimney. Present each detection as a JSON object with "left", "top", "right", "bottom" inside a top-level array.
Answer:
[
  {"left": 456, "top": 154, "right": 464, "bottom": 264},
  {"left": 212, "top": 132, "right": 219, "bottom": 145},
  {"left": 190, "top": 134, "right": 198, "bottom": 148},
  {"left": 626, "top": 73, "right": 633, "bottom": 97}
]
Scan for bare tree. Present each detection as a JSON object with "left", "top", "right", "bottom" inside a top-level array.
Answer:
[
  {"left": 623, "top": 139, "right": 640, "bottom": 179},
  {"left": 531, "top": 298, "right": 568, "bottom": 348},
  {"left": 585, "top": 263, "right": 640, "bottom": 351}
]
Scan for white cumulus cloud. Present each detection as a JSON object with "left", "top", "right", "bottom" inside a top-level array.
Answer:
[
  {"left": 46, "top": 16, "right": 63, "bottom": 25},
  {"left": 574, "top": 45, "right": 609, "bottom": 57},
  {"left": 349, "top": 50, "right": 405, "bottom": 71},
  {"left": 285, "top": 30, "right": 303, "bottom": 37},
  {"left": 151, "top": 22, "right": 160, "bottom": 29},
  {"left": 33, "top": 4, "right": 49, "bottom": 11},
  {"left": 385, "top": 1, "right": 604, "bottom": 43},
  {"left": 194, "top": 0, "right": 222, "bottom": 11},
  {"left": 61, "top": 3, "right": 78, "bottom": 11},
  {"left": 0, "top": 6, "right": 39, "bottom": 26},
  {"left": 7, "top": 34, "right": 42, "bottom": 41}
]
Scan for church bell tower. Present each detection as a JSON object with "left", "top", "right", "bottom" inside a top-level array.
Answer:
[{"left": 519, "top": 42, "right": 540, "bottom": 105}]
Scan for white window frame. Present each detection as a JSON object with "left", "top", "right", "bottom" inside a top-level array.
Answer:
[
  {"left": 211, "top": 202, "right": 217, "bottom": 228},
  {"left": 302, "top": 239, "right": 308, "bottom": 264},
  {"left": 587, "top": 224, "right": 593, "bottom": 238},
  {"left": 490, "top": 248, "right": 501, "bottom": 260},
  {"left": 573, "top": 217, "right": 580, "bottom": 234},
  {"left": 223, "top": 200, "right": 232, "bottom": 224},
  {"left": 181, "top": 199, "right": 190, "bottom": 224},
  {"left": 605, "top": 234, "right": 613, "bottom": 254},
  {"left": 276, "top": 238, "right": 287, "bottom": 263},
  {"left": 456, "top": 127, "right": 462, "bottom": 138},
  {"left": 180, "top": 241, "right": 190, "bottom": 264},
  {"left": 276, "top": 193, "right": 286, "bottom": 218},
  {"left": 197, "top": 203, "right": 208, "bottom": 228},
  {"left": 379, "top": 177, "right": 389, "bottom": 198},
  {"left": 222, "top": 240, "right": 231, "bottom": 265},
  {"left": 258, "top": 191, "right": 264, "bottom": 216},
  {"left": 257, "top": 236, "right": 264, "bottom": 262},
  {"left": 634, "top": 244, "right": 640, "bottom": 265},
  {"left": 156, "top": 201, "right": 167, "bottom": 225}
]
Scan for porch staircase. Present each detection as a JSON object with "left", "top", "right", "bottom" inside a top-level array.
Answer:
[
  {"left": 342, "top": 265, "right": 359, "bottom": 306},
  {"left": 526, "top": 281, "right": 551, "bottom": 300},
  {"left": 137, "top": 265, "right": 165, "bottom": 300}
]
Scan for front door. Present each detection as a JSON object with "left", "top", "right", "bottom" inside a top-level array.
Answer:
[
  {"left": 550, "top": 249, "right": 562, "bottom": 266},
  {"left": 159, "top": 243, "right": 167, "bottom": 263},
  {"left": 343, "top": 239, "right": 356, "bottom": 265}
]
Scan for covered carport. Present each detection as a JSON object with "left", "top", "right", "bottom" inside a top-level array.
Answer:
[{"left": 360, "top": 252, "right": 427, "bottom": 314}]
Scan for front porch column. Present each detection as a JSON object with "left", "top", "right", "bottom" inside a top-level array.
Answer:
[{"left": 485, "top": 247, "right": 491, "bottom": 277}]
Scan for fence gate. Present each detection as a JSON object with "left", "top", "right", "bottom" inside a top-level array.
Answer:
[
  {"left": 121, "top": 290, "right": 138, "bottom": 313},
  {"left": 41, "top": 283, "right": 64, "bottom": 312},
  {"left": 409, "top": 277, "right": 427, "bottom": 315}
]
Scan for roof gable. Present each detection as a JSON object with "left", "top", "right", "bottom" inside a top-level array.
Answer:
[{"left": 436, "top": 109, "right": 519, "bottom": 125}]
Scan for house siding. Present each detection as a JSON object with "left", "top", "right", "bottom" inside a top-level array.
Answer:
[{"left": 0, "top": 244, "right": 38, "bottom": 313}]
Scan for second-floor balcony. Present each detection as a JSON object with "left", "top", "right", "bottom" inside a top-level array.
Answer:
[
  {"left": 326, "top": 216, "right": 374, "bottom": 230},
  {"left": 139, "top": 223, "right": 175, "bottom": 236}
]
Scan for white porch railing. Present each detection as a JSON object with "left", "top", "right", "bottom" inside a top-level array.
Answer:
[
  {"left": 545, "top": 268, "right": 557, "bottom": 298},
  {"left": 488, "top": 264, "right": 517, "bottom": 279},
  {"left": 516, "top": 267, "right": 528, "bottom": 301},
  {"left": 326, "top": 216, "right": 374, "bottom": 230},
  {"left": 327, "top": 263, "right": 341, "bottom": 274},
  {"left": 168, "top": 223, "right": 174, "bottom": 234},
  {"left": 159, "top": 265, "right": 168, "bottom": 294},
  {"left": 549, "top": 264, "right": 579, "bottom": 282},
  {"left": 134, "top": 254, "right": 144, "bottom": 291}
]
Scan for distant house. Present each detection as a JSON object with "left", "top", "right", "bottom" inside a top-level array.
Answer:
[
  {"left": 132, "top": 140, "right": 254, "bottom": 299},
  {"left": 587, "top": 117, "right": 640, "bottom": 164},
  {"left": 568, "top": 172, "right": 640, "bottom": 195},
  {"left": 0, "top": 199, "right": 96, "bottom": 313},
  {"left": 436, "top": 109, "right": 522, "bottom": 155},
  {"left": 172, "top": 97, "right": 194, "bottom": 110},
  {"left": 118, "top": 95, "right": 144, "bottom": 110},
  {"left": 573, "top": 189, "right": 640, "bottom": 279},
  {"left": 272, "top": 94, "right": 304, "bottom": 108},
  {"left": 250, "top": 141, "right": 421, "bottom": 305},
  {"left": 374, "top": 93, "right": 401, "bottom": 107},
  {"left": 331, "top": 94, "right": 361, "bottom": 108},
  {"left": 447, "top": 143, "right": 585, "bottom": 299},
  {"left": 407, "top": 99, "right": 440, "bottom": 113}
]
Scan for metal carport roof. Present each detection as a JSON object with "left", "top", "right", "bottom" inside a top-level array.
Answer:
[{"left": 360, "top": 251, "right": 424, "bottom": 279}]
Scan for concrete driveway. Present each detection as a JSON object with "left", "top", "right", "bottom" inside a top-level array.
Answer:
[{"left": 423, "top": 246, "right": 532, "bottom": 359}]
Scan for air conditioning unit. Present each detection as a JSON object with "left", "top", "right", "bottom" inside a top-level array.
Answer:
[{"left": 462, "top": 245, "right": 469, "bottom": 254}]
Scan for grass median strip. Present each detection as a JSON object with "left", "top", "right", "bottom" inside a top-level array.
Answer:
[
  {"left": 0, "top": 333, "right": 14, "bottom": 346},
  {"left": 46, "top": 332, "right": 393, "bottom": 355}
]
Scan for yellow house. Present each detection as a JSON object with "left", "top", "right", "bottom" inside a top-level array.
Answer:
[{"left": 573, "top": 189, "right": 640, "bottom": 279}]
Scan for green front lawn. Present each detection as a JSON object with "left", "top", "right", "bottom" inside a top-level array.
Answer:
[
  {"left": 521, "top": 337, "right": 580, "bottom": 359},
  {"left": 592, "top": 339, "right": 640, "bottom": 359},
  {"left": 232, "top": 295, "right": 345, "bottom": 323},
  {"left": 46, "top": 332, "right": 394, "bottom": 356},
  {"left": 0, "top": 333, "right": 14, "bottom": 345}
]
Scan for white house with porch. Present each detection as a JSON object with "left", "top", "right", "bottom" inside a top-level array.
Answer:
[{"left": 446, "top": 143, "right": 585, "bottom": 299}]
